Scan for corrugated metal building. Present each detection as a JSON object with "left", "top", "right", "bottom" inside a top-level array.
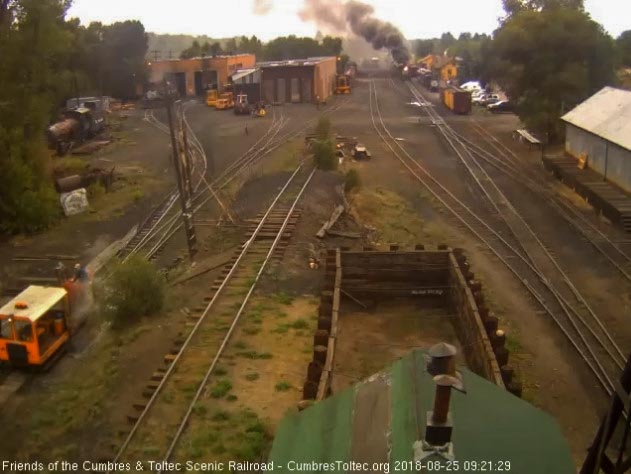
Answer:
[
  {"left": 562, "top": 87, "right": 631, "bottom": 192},
  {"left": 258, "top": 57, "right": 337, "bottom": 104},
  {"left": 147, "top": 54, "right": 256, "bottom": 97},
  {"left": 269, "top": 350, "right": 574, "bottom": 473}
]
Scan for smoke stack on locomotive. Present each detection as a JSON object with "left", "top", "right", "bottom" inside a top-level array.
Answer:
[{"left": 47, "top": 97, "right": 107, "bottom": 156}]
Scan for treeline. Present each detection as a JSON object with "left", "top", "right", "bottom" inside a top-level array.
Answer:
[
  {"left": 0, "top": 0, "right": 148, "bottom": 234},
  {"left": 180, "top": 35, "right": 343, "bottom": 61},
  {"left": 413, "top": 0, "right": 631, "bottom": 141}
]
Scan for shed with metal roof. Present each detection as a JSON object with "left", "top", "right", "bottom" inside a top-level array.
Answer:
[
  {"left": 561, "top": 86, "right": 631, "bottom": 192},
  {"left": 268, "top": 349, "right": 574, "bottom": 474}
]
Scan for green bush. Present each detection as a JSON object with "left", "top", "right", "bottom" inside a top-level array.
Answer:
[
  {"left": 313, "top": 139, "right": 337, "bottom": 171},
  {"left": 344, "top": 169, "right": 361, "bottom": 193},
  {"left": 314, "top": 116, "right": 331, "bottom": 140},
  {"left": 274, "top": 381, "right": 292, "bottom": 392},
  {"left": 210, "top": 379, "right": 233, "bottom": 398},
  {"left": 100, "top": 256, "right": 166, "bottom": 325}
]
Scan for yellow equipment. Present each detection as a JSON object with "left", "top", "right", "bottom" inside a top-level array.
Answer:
[
  {"left": 215, "top": 92, "right": 234, "bottom": 110},
  {"left": 335, "top": 75, "right": 351, "bottom": 94},
  {"left": 0, "top": 286, "right": 72, "bottom": 368},
  {"left": 206, "top": 89, "right": 218, "bottom": 107}
]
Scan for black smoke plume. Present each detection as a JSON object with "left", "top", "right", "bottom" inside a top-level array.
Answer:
[{"left": 299, "top": 0, "right": 410, "bottom": 64}]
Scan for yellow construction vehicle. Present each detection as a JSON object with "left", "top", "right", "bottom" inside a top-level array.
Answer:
[
  {"left": 335, "top": 74, "right": 351, "bottom": 94},
  {"left": 215, "top": 92, "right": 234, "bottom": 110},
  {"left": 206, "top": 89, "right": 219, "bottom": 107}
]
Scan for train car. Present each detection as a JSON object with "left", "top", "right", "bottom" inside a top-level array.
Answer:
[{"left": 442, "top": 86, "right": 472, "bottom": 115}]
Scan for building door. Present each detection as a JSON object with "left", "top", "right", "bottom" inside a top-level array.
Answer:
[
  {"left": 167, "top": 72, "right": 186, "bottom": 97},
  {"left": 276, "top": 78, "right": 286, "bottom": 103},
  {"left": 302, "top": 78, "right": 312, "bottom": 103},
  {"left": 194, "top": 72, "right": 204, "bottom": 96},
  {"left": 263, "top": 79, "right": 275, "bottom": 103},
  {"left": 290, "top": 78, "right": 300, "bottom": 102}
]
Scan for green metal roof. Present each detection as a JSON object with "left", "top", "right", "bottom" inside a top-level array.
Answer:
[{"left": 269, "top": 350, "right": 574, "bottom": 473}]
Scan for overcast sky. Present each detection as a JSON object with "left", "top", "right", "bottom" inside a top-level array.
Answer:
[{"left": 67, "top": 0, "right": 630, "bottom": 40}]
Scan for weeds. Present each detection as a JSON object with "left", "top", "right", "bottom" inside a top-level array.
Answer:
[
  {"left": 210, "top": 379, "right": 233, "bottom": 398},
  {"left": 275, "top": 381, "right": 292, "bottom": 392},
  {"left": 245, "top": 372, "right": 259, "bottom": 381}
]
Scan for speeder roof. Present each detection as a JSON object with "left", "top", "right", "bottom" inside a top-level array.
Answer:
[{"left": 0, "top": 285, "right": 67, "bottom": 322}]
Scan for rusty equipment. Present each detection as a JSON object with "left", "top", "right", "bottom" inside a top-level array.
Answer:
[
  {"left": 234, "top": 93, "right": 251, "bottom": 115},
  {"left": 54, "top": 167, "right": 115, "bottom": 194},
  {"left": 47, "top": 99, "right": 106, "bottom": 156}
]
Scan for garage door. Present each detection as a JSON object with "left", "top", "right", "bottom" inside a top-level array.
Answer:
[
  {"left": 302, "top": 78, "right": 312, "bottom": 103},
  {"left": 290, "top": 78, "right": 300, "bottom": 103},
  {"left": 263, "top": 79, "right": 275, "bottom": 103},
  {"left": 276, "top": 78, "right": 286, "bottom": 103}
]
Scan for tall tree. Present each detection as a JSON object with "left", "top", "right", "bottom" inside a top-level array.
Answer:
[
  {"left": 492, "top": 6, "right": 614, "bottom": 140},
  {"left": 0, "top": 0, "right": 73, "bottom": 233},
  {"left": 617, "top": 30, "right": 631, "bottom": 67},
  {"left": 101, "top": 20, "right": 147, "bottom": 98}
]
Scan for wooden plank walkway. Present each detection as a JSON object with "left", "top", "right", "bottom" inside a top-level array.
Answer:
[{"left": 543, "top": 154, "right": 631, "bottom": 232}]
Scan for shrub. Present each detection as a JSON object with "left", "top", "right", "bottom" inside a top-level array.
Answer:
[
  {"left": 210, "top": 379, "right": 233, "bottom": 398},
  {"left": 100, "top": 256, "right": 166, "bottom": 326},
  {"left": 314, "top": 116, "right": 331, "bottom": 140},
  {"left": 312, "top": 139, "right": 337, "bottom": 171},
  {"left": 344, "top": 169, "right": 361, "bottom": 193},
  {"left": 275, "top": 381, "right": 292, "bottom": 392}
]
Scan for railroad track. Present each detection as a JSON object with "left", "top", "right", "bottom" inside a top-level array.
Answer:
[
  {"left": 370, "top": 79, "right": 624, "bottom": 396},
  {"left": 108, "top": 164, "right": 315, "bottom": 470},
  {"left": 124, "top": 98, "right": 350, "bottom": 261},
  {"left": 459, "top": 120, "right": 631, "bottom": 283}
]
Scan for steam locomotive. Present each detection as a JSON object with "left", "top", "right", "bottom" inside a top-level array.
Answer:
[{"left": 47, "top": 97, "right": 107, "bottom": 156}]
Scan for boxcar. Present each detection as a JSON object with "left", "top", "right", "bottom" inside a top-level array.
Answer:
[{"left": 441, "top": 86, "right": 472, "bottom": 115}]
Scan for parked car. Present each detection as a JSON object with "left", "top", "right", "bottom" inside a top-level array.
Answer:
[
  {"left": 487, "top": 100, "right": 514, "bottom": 113},
  {"left": 472, "top": 94, "right": 488, "bottom": 105},
  {"left": 351, "top": 143, "right": 372, "bottom": 160},
  {"left": 479, "top": 94, "right": 501, "bottom": 106}
]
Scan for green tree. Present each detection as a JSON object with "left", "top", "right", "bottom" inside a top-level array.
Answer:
[
  {"left": 617, "top": 30, "right": 631, "bottom": 67},
  {"left": 413, "top": 39, "right": 435, "bottom": 58},
  {"left": 492, "top": 6, "right": 614, "bottom": 140},
  {"left": 100, "top": 20, "right": 147, "bottom": 98},
  {"left": 502, "top": 0, "right": 584, "bottom": 17},
  {"left": 0, "top": 0, "right": 74, "bottom": 234}
]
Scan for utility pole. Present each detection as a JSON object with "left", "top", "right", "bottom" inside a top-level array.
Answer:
[{"left": 165, "top": 95, "right": 197, "bottom": 260}]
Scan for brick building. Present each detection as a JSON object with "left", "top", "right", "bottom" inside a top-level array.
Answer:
[{"left": 148, "top": 54, "right": 256, "bottom": 97}]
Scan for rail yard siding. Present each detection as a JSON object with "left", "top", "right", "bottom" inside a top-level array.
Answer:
[
  {"left": 566, "top": 124, "right": 631, "bottom": 193},
  {"left": 448, "top": 253, "right": 504, "bottom": 387}
]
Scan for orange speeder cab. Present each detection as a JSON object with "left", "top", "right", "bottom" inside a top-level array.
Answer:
[{"left": 0, "top": 285, "right": 71, "bottom": 368}]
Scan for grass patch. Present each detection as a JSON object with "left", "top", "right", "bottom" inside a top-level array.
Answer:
[
  {"left": 275, "top": 292, "right": 294, "bottom": 305},
  {"left": 274, "top": 381, "right": 292, "bottom": 392},
  {"left": 211, "top": 410, "right": 231, "bottom": 422},
  {"left": 352, "top": 186, "right": 426, "bottom": 245},
  {"left": 290, "top": 318, "right": 308, "bottom": 329},
  {"left": 505, "top": 334, "right": 523, "bottom": 353},
  {"left": 210, "top": 379, "right": 233, "bottom": 398},
  {"left": 226, "top": 394, "right": 238, "bottom": 402},
  {"left": 245, "top": 372, "right": 260, "bottom": 381},
  {"left": 243, "top": 327, "right": 261, "bottom": 335},
  {"left": 214, "top": 366, "right": 228, "bottom": 376},
  {"left": 233, "top": 341, "right": 248, "bottom": 350},
  {"left": 235, "top": 350, "right": 273, "bottom": 360},
  {"left": 192, "top": 403, "right": 207, "bottom": 416}
]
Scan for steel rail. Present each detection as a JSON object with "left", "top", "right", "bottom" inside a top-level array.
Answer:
[
  {"left": 158, "top": 168, "right": 316, "bottom": 469},
  {"left": 405, "top": 80, "right": 626, "bottom": 378},
  {"left": 109, "top": 163, "right": 309, "bottom": 469},
  {"left": 369, "top": 80, "right": 616, "bottom": 394},
  {"left": 451, "top": 128, "right": 631, "bottom": 283}
]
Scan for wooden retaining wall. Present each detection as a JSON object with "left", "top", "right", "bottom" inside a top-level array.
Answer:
[
  {"left": 301, "top": 246, "right": 521, "bottom": 406},
  {"left": 448, "top": 250, "right": 503, "bottom": 387}
]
